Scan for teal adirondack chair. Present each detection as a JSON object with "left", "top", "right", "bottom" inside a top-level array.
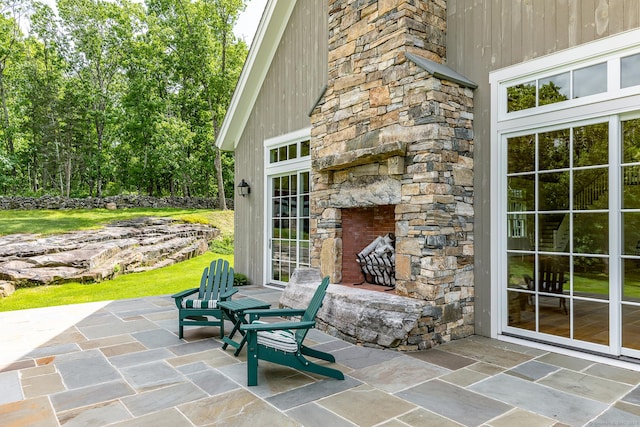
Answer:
[
  {"left": 171, "top": 258, "right": 236, "bottom": 339},
  {"left": 240, "top": 276, "right": 344, "bottom": 386}
]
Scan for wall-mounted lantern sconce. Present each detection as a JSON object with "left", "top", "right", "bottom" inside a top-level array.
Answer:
[{"left": 237, "top": 179, "right": 251, "bottom": 197}]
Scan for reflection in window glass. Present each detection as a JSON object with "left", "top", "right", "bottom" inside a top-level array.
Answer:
[
  {"left": 507, "top": 82, "right": 536, "bottom": 112},
  {"left": 507, "top": 254, "right": 535, "bottom": 329},
  {"left": 507, "top": 213, "right": 534, "bottom": 243},
  {"left": 574, "top": 212, "right": 609, "bottom": 254},
  {"left": 538, "top": 72, "right": 570, "bottom": 106},
  {"left": 623, "top": 168, "right": 640, "bottom": 207},
  {"left": 573, "top": 63, "right": 607, "bottom": 98},
  {"left": 623, "top": 259, "right": 640, "bottom": 302},
  {"left": 539, "top": 214, "right": 569, "bottom": 251},
  {"left": 623, "top": 119, "right": 640, "bottom": 164},
  {"left": 574, "top": 300, "right": 609, "bottom": 345},
  {"left": 573, "top": 256, "right": 609, "bottom": 299},
  {"left": 621, "top": 53, "right": 640, "bottom": 88},
  {"left": 622, "top": 213, "right": 640, "bottom": 255},
  {"left": 574, "top": 168, "right": 608, "bottom": 210},
  {"left": 573, "top": 123, "right": 608, "bottom": 167},
  {"left": 507, "top": 135, "right": 535, "bottom": 173},
  {"left": 288, "top": 144, "right": 297, "bottom": 159},
  {"left": 270, "top": 148, "right": 278, "bottom": 163},
  {"left": 301, "top": 140, "right": 310, "bottom": 157},
  {"left": 623, "top": 304, "right": 640, "bottom": 349},
  {"left": 539, "top": 129, "right": 570, "bottom": 170},
  {"left": 508, "top": 176, "right": 535, "bottom": 211},
  {"left": 539, "top": 172, "right": 570, "bottom": 211}
]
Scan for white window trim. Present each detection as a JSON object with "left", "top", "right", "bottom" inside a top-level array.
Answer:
[
  {"left": 263, "top": 128, "right": 311, "bottom": 287},
  {"left": 490, "top": 28, "right": 640, "bottom": 344}
]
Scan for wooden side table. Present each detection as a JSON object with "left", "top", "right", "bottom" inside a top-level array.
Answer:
[{"left": 218, "top": 297, "right": 271, "bottom": 355}]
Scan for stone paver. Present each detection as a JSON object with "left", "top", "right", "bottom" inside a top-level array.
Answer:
[
  {"left": 57, "top": 400, "right": 131, "bottom": 427},
  {"left": 0, "top": 370, "right": 22, "bottom": 404},
  {"left": 2, "top": 288, "right": 640, "bottom": 427},
  {"left": 470, "top": 374, "right": 608, "bottom": 426},
  {"left": 506, "top": 360, "right": 560, "bottom": 381},
  {"left": 538, "top": 368, "right": 633, "bottom": 403},
  {"left": 349, "top": 354, "right": 448, "bottom": 392},
  {"left": 397, "top": 379, "right": 512, "bottom": 426},
  {"left": 0, "top": 396, "right": 58, "bottom": 427},
  {"left": 319, "top": 384, "right": 417, "bottom": 426},
  {"left": 286, "top": 402, "right": 357, "bottom": 427},
  {"left": 180, "top": 389, "right": 300, "bottom": 426}
]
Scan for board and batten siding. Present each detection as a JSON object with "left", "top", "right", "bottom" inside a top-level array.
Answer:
[
  {"left": 234, "top": 2, "right": 328, "bottom": 286},
  {"left": 446, "top": 0, "right": 640, "bottom": 336}
]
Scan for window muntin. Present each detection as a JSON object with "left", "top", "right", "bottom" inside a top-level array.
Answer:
[{"left": 269, "top": 139, "right": 310, "bottom": 164}]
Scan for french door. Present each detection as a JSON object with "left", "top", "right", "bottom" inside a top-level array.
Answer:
[
  {"left": 267, "top": 171, "right": 310, "bottom": 286},
  {"left": 502, "top": 115, "right": 640, "bottom": 358}
]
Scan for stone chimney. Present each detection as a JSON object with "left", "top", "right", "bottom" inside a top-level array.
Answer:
[{"left": 310, "top": 0, "right": 476, "bottom": 348}]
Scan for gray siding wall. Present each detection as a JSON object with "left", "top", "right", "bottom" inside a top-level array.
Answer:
[
  {"left": 234, "top": 2, "right": 328, "bottom": 285},
  {"left": 446, "top": 0, "right": 640, "bottom": 336}
]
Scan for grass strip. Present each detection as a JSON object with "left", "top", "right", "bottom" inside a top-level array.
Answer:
[{"left": 0, "top": 252, "right": 233, "bottom": 312}]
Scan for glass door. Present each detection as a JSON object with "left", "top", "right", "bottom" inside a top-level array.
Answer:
[
  {"left": 504, "top": 121, "right": 613, "bottom": 352},
  {"left": 268, "top": 171, "right": 310, "bottom": 285},
  {"left": 621, "top": 118, "right": 640, "bottom": 356}
]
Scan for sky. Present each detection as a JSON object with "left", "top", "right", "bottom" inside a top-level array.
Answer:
[
  {"left": 235, "top": 0, "right": 267, "bottom": 45},
  {"left": 38, "top": 0, "right": 268, "bottom": 46}
]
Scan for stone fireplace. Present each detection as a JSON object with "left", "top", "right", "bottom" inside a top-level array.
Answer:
[{"left": 282, "top": 0, "right": 476, "bottom": 350}]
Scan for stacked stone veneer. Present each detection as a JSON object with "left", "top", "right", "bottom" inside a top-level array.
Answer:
[{"left": 307, "top": 0, "right": 475, "bottom": 349}]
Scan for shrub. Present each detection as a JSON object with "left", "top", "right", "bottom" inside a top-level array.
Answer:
[
  {"left": 233, "top": 273, "right": 249, "bottom": 286},
  {"left": 209, "top": 235, "right": 234, "bottom": 255}
]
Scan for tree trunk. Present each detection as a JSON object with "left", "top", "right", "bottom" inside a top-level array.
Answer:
[
  {"left": 214, "top": 146, "right": 226, "bottom": 210},
  {"left": 0, "top": 66, "right": 14, "bottom": 154}
]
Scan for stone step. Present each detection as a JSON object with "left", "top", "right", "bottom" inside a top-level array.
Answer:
[{"left": 0, "top": 218, "right": 220, "bottom": 291}]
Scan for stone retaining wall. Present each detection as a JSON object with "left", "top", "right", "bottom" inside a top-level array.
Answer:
[{"left": 0, "top": 195, "right": 232, "bottom": 210}]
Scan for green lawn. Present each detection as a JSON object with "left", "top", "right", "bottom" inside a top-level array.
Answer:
[
  {"left": 0, "top": 208, "right": 234, "bottom": 236},
  {"left": 0, "top": 208, "right": 236, "bottom": 312},
  {"left": 0, "top": 252, "right": 233, "bottom": 312}
]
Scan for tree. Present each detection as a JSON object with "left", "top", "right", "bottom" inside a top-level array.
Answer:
[
  {"left": 147, "top": 0, "right": 247, "bottom": 206},
  {"left": 0, "top": 0, "right": 245, "bottom": 200},
  {"left": 57, "top": 0, "right": 144, "bottom": 197}
]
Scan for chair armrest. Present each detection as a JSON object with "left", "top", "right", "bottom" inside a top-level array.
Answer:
[
  {"left": 244, "top": 308, "right": 307, "bottom": 320},
  {"left": 241, "top": 320, "right": 316, "bottom": 332},
  {"left": 220, "top": 288, "right": 238, "bottom": 300},
  {"left": 171, "top": 288, "right": 199, "bottom": 299}
]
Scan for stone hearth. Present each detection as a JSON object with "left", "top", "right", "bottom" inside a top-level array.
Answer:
[{"left": 301, "top": 0, "right": 475, "bottom": 350}]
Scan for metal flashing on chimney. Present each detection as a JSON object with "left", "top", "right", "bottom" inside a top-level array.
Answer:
[{"left": 406, "top": 52, "right": 478, "bottom": 89}]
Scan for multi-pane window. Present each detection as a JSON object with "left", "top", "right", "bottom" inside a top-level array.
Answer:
[
  {"left": 507, "top": 62, "right": 608, "bottom": 112},
  {"left": 269, "top": 140, "right": 310, "bottom": 164}
]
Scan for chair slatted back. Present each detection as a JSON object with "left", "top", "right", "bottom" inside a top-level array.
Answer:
[
  {"left": 198, "top": 259, "right": 234, "bottom": 300},
  {"left": 295, "top": 276, "right": 330, "bottom": 344},
  {"left": 538, "top": 258, "right": 565, "bottom": 294}
]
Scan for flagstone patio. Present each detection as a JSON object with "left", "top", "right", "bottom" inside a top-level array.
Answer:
[{"left": 2, "top": 285, "right": 640, "bottom": 426}]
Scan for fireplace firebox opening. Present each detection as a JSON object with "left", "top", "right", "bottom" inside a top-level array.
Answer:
[{"left": 341, "top": 205, "right": 396, "bottom": 288}]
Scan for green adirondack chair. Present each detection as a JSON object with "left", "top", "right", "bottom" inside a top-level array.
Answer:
[
  {"left": 240, "top": 276, "right": 344, "bottom": 386},
  {"left": 171, "top": 258, "right": 237, "bottom": 339}
]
